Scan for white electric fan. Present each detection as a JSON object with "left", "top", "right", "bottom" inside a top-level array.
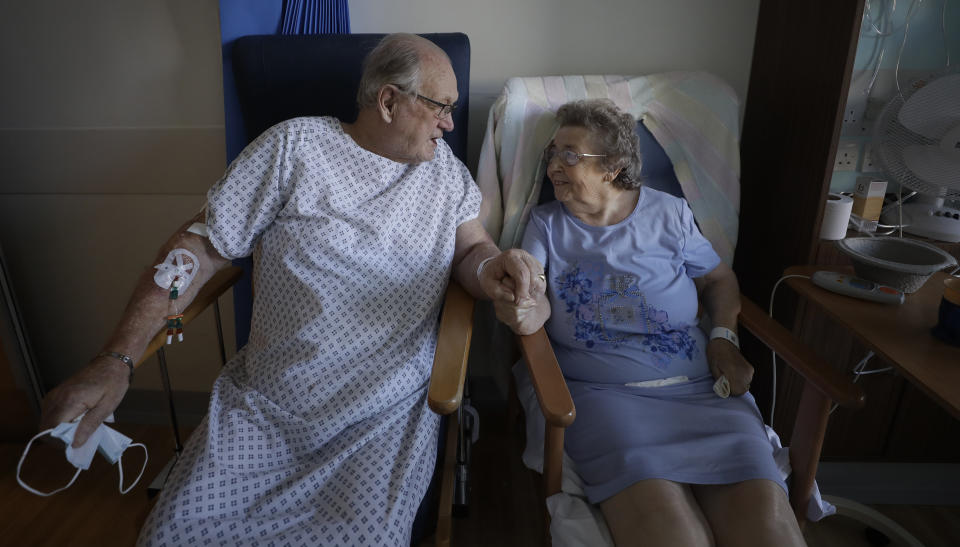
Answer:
[{"left": 875, "top": 68, "right": 960, "bottom": 242}]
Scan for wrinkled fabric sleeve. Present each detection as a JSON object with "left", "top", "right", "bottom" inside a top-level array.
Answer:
[
  {"left": 206, "top": 123, "right": 297, "bottom": 260},
  {"left": 678, "top": 199, "right": 722, "bottom": 278}
]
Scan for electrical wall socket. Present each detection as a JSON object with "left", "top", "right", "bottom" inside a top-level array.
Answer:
[
  {"left": 842, "top": 97, "right": 864, "bottom": 126},
  {"left": 834, "top": 141, "right": 859, "bottom": 172},
  {"left": 841, "top": 92, "right": 872, "bottom": 136},
  {"left": 861, "top": 143, "right": 880, "bottom": 173}
]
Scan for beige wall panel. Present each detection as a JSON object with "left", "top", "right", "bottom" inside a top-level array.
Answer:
[
  {"left": 0, "top": 194, "right": 235, "bottom": 393},
  {"left": 0, "top": 0, "right": 223, "bottom": 128},
  {"left": 0, "top": 127, "right": 226, "bottom": 195}
]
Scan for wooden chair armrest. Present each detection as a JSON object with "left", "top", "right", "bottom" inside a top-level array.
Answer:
[
  {"left": 137, "top": 266, "right": 244, "bottom": 366},
  {"left": 428, "top": 281, "right": 475, "bottom": 415},
  {"left": 738, "top": 294, "right": 865, "bottom": 408},
  {"left": 517, "top": 328, "right": 576, "bottom": 427}
]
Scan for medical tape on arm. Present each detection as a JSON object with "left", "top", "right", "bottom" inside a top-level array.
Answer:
[
  {"left": 153, "top": 248, "right": 200, "bottom": 293},
  {"left": 154, "top": 248, "right": 200, "bottom": 344},
  {"left": 152, "top": 218, "right": 208, "bottom": 293},
  {"left": 186, "top": 222, "right": 208, "bottom": 237}
]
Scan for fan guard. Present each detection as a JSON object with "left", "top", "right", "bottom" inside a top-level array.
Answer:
[{"left": 874, "top": 71, "right": 960, "bottom": 201}]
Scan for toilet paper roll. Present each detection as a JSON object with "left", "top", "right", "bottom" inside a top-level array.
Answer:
[{"left": 820, "top": 193, "right": 854, "bottom": 240}]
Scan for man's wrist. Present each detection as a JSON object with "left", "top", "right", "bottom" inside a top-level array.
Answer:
[{"left": 98, "top": 351, "right": 135, "bottom": 382}]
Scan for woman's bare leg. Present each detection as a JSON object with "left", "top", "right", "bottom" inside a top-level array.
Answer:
[
  {"left": 600, "top": 479, "right": 714, "bottom": 547},
  {"left": 691, "top": 479, "right": 806, "bottom": 547}
]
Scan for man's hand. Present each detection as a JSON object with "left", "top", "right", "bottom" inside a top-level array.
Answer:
[
  {"left": 478, "top": 249, "right": 546, "bottom": 305},
  {"left": 706, "top": 338, "right": 754, "bottom": 396},
  {"left": 39, "top": 355, "right": 131, "bottom": 447}
]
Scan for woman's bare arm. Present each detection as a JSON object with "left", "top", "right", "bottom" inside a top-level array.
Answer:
[{"left": 695, "top": 262, "right": 753, "bottom": 395}]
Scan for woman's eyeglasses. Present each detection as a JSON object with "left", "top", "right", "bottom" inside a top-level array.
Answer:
[{"left": 543, "top": 145, "right": 607, "bottom": 166}]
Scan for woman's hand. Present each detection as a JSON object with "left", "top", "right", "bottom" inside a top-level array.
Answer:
[
  {"left": 695, "top": 263, "right": 750, "bottom": 395},
  {"left": 706, "top": 338, "right": 754, "bottom": 396},
  {"left": 39, "top": 355, "right": 131, "bottom": 447},
  {"left": 494, "top": 297, "right": 546, "bottom": 335},
  {"left": 489, "top": 271, "right": 551, "bottom": 335}
]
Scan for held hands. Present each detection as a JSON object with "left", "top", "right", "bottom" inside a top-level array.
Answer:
[
  {"left": 493, "top": 283, "right": 543, "bottom": 335},
  {"left": 477, "top": 249, "right": 546, "bottom": 306},
  {"left": 706, "top": 338, "right": 754, "bottom": 396},
  {"left": 39, "top": 355, "right": 131, "bottom": 448},
  {"left": 479, "top": 250, "right": 549, "bottom": 335}
]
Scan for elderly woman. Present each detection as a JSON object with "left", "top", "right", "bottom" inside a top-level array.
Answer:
[{"left": 496, "top": 99, "right": 806, "bottom": 546}]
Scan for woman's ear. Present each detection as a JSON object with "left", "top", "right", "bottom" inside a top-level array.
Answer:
[
  {"left": 377, "top": 85, "right": 400, "bottom": 123},
  {"left": 604, "top": 167, "right": 623, "bottom": 183}
]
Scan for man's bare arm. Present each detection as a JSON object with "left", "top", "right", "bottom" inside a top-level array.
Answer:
[{"left": 40, "top": 211, "right": 231, "bottom": 446}]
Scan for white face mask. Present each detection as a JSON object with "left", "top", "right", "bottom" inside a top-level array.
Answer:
[{"left": 17, "top": 413, "right": 148, "bottom": 496}]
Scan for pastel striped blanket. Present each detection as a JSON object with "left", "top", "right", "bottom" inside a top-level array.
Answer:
[{"left": 476, "top": 73, "right": 741, "bottom": 265}]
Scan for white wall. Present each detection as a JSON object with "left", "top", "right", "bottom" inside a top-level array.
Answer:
[
  {"left": 351, "top": 0, "right": 761, "bottom": 170},
  {"left": 0, "top": 0, "right": 760, "bottom": 404}
]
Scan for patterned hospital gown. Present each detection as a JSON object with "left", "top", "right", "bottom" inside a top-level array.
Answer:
[{"left": 138, "top": 117, "right": 481, "bottom": 546}]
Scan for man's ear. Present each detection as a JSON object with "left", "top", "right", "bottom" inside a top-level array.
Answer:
[{"left": 377, "top": 85, "right": 401, "bottom": 123}]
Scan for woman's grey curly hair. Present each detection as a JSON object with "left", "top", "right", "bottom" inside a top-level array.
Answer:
[{"left": 555, "top": 99, "right": 643, "bottom": 190}]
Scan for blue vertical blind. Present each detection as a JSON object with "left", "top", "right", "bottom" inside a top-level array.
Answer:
[{"left": 281, "top": 0, "right": 350, "bottom": 34}]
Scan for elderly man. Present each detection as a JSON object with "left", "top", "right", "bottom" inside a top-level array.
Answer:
[{"left": 39, "top": 33, "right": 541, "bottom": 546}]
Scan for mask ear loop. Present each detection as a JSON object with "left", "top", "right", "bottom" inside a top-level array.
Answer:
[
  {"left": 117, "top": 442, "right": 149, "bottom": 494},
  {"left": 16, "top": 429, "right": 84, "bottom": 497}
]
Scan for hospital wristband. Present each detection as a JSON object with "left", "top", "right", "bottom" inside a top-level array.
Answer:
[
  {"left": 476, "top": 256, "right": 495, "bottom": 281},
  {"left": 709, "top": 327, "right": 740, "bottom": 349},
  {"left": 98, "top": 351, "right": 135, "bottom": 382}
]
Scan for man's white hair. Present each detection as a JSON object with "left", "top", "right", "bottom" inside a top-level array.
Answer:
[{"left": 356, "top": 33, "right": 450, "bottom": 109}]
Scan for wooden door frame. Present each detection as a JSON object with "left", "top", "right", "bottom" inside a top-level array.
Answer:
[{"left": 735, "top": 0, "right": 866, "bottom": 306}]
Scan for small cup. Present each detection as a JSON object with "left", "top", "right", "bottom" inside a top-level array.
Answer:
[{"left": 931, "top": 277, "right": 960, "bottom": 346}]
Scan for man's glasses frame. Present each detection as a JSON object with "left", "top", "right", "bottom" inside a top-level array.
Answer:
[
  {"left": 415, "top": 93, "right": 457, "bottom": 119},
  {"left": 543, "top": 145, "right": 607, "bottom": 167},
  {"left": 388, "top": 83, "right": 458, "bottom": 119}
]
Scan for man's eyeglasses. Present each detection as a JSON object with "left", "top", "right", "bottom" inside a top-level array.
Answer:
[
  {"left": 543, "top": 145, "right": 607, "bottom": 166},
  {"left": 415, "top": 94, "right": 457, "bottom": 119}
]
